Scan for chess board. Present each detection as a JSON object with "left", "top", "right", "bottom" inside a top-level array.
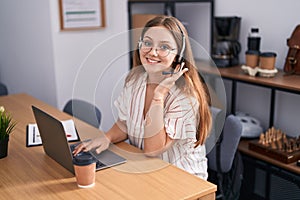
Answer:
[{"left": 248, "top": 127, "right": 300, "bottom": 164}]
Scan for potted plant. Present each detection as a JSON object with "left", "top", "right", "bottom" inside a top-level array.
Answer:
[{"left": 0, "top": 106, "right": 16, "bottom": 159}]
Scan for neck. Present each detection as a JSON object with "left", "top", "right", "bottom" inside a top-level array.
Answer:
[{"left": 147, "top": 72, "right": 164, "bottom": 84}]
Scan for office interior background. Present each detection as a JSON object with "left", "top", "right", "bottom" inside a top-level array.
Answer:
[{"left": 0, "top": 0, "right": 300, "bottom": 136}]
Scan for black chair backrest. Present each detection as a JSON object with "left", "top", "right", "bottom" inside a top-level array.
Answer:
[{"left": 63, "top": 99, "right": 101, "bottom": 128}]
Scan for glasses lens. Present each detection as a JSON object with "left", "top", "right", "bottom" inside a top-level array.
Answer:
[
  {"left": 157, "top": 48, "right": 169, "bottom": 57},
  {"left": 139, "top": 40, "right": 173, "bottom": 57},
  {"left": 140, "top": 41, "right": 151, "bottom": 53}
]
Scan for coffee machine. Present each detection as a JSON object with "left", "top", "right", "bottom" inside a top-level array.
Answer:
[{"left": 212, "top": 16, "right": 241, "bottom": 67}]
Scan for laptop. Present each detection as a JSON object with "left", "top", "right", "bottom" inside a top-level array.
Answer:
[{"left": 31, "top": 105, "right": 126, "bottom": 174}]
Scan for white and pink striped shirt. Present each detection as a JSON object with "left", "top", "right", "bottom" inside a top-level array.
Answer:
[{"left": 114, "top": 72, "right": 208, "bottom": 180}]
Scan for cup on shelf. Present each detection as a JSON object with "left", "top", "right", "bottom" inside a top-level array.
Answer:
[
  {"left": 245, "top": 50, "right": 260, "bottom": 68},
  {"left": 259, "top": 52, "right": 277, "bottom": 70},
  {"left": 73, "top": 154, "right": 97, "bottom": 188}
]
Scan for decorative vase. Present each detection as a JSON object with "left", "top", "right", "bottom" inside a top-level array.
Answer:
[{"left": 0, "top": 136, "right": 9, "bottom": 159}]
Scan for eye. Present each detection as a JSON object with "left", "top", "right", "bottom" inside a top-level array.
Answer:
[
  {"left": 159, "top": 44, "right": 171, "bottom": 51},
  {"left": 143, "top": 40, "right": 152, "bottom": 47}
]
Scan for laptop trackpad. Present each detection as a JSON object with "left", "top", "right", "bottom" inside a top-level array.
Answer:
[{"left": 91, "top": 149, "right": 126, "bottom": 167}]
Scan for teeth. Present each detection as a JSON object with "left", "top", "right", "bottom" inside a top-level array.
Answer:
[{"left": 147, "top": 58, "right": 158, "bottom": 63}]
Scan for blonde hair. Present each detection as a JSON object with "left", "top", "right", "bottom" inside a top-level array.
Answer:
[{"left": 127, "top": 15, "right": 211, "bottom": 147}]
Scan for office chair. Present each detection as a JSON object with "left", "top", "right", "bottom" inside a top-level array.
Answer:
[
  {"left": 0, "top": 82, "right": 8, "bottom": 96},
  {"left": 63, "top": 99, "right": 101, "bottom": 128},
  {"left": 206, "top": 113, "right": 243, "bottom": 200}
]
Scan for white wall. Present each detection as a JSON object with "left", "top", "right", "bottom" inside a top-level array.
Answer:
[
  {"left": 215, "top": 0, "right": 300, "bottom": 69},
  {"left": 0, "top": 0, "right": 299, "bottom": 134},
  {"left": 48, "top": 0, "right": 129, "bottom": 131},
  {"left": 0, "top": 0, "right": 57, "bottom": 106}
]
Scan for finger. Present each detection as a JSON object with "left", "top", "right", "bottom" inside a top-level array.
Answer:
[
  {"left": 73, "top": 144, "right": 84, "bottom": 155},
  {"left": 180, "top": 62, "right": 186, "bottom": 71},
  {"left": 175, "top": 62, "right": 185, "bottom": 73},
  {"left": 73, "top": 139, "right": 93, "bottom": 155},
  {"left": 173, "top": 64, "right": 181, "bottom": 74},
  {"left": 74, "top": 143, "right": 81, "bottom": 150},
  {"left": 181, "top": 67, "right": 189, "bottom": 74},
  {"left": 95, "top": 145, "right": 105, "bottom": 154},
  {"left": 173, "top": 67, "right": 188, "bottom": 80},
  {"left": 78, "top": 140, "right": 91, "bottom": 152},
  {"left": 82, "top": 145, "right": 92, "bottom": 152}
]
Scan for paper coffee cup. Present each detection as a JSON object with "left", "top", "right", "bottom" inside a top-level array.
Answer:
[
  {"left": 245, "top": 50, "right": 260, "bottom": 68},
  {"left": 259, "top": 52, "right": 277, "bottom": 70},
  {"left": 73, "top": 154, "right": 97, "bottom": 188}
]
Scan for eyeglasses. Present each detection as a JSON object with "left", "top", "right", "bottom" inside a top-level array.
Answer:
[{"left": 138, "top": 40, "right": 176, "bottom": 57}]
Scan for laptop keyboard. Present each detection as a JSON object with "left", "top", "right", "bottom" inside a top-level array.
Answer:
[{"left": 96, "top": 161, "right": 106, "bottom": 168}]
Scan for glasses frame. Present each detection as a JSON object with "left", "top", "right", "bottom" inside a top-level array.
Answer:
[{"left": 138, "top": 39, "right": 177, "bottom": 58}]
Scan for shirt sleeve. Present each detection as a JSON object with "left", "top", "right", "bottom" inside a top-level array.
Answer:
[{"left": 164, "top": 95, "right": 199, "bottom": 140}]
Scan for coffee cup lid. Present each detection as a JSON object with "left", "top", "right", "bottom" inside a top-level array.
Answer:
[
  {"left": 73, "top": 154, "right": 97, "bottom": 166},
  {"left": 260, "top": 52, "right": 277, "bottom": 57}
]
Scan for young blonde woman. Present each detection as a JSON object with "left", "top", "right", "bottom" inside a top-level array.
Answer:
[{"left": 74, "top": 15, "right": 212, "bottom": 180}]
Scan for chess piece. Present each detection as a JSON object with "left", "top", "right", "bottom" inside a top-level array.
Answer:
[
  {"left": 271, "top": 140, "right": 277, "bottom": 149},
  {"left": 276, "top": 139, "right": 282, "bottom": 150},
  {"left": 259, "top": 133, "right": 265, "bottom": 144},
  {"left": 287, "top": 141, "right": 292, "bottom": 153}
]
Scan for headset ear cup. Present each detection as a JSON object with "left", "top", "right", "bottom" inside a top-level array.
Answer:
[
  {"left": 178, "top": 35, "right": 186, "bottom": 64},
  {"left": 138, "top": 37, "right": 142, "bottom": 49},
  {"left": 174, "top": 21, "right": 186, "bottom": 64}
]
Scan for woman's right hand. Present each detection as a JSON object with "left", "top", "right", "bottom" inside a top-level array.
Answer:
[
  {"left": 155, "top": 63, "right": 188, "bottom": 99},
  {"left": 73, "top": 135, "right": 111, "bottom": 156}
]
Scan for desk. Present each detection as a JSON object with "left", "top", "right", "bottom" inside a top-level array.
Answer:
[{"left": 0, "top": 93, "right": 216, "bottom": 200}]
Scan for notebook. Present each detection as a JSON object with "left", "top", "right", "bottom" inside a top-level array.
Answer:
[{"left": 31, "top": 105, "right": 126, "bottom": 174}]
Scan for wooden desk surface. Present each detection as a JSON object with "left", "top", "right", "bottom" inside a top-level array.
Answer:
[
  {"left": 0, "top": 93, "right": 216, "bottom": 200},
  {"left": 197, "top": 62, "right": 300, "bottom": 93}
]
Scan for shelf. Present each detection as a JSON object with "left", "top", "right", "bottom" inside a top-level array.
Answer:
[
  {"left": 197, "top": 63, "right": 300, "bottom": 94},
  {"left": 197, "top": 62, "right": 300, "bottom": 128}
]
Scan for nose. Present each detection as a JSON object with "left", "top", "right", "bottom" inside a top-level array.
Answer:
[{"left": 148, "top": 47, "right": 158, "bottom": 56}]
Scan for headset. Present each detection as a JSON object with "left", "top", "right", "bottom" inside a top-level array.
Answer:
[{"left": 162, "top": 22, "right": 186, "bottom": 75}]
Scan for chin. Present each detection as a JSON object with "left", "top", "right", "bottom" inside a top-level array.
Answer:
[
  {"left": 145, "top": 69, "right": 162, "bottom": 75},
  {"left": 143, "top": 66, "right": 162, "bottom": 73}
]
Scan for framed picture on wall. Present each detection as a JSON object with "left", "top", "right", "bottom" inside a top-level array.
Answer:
[{"left": 59, "top": 0, "right": 106, "bottom": 31}]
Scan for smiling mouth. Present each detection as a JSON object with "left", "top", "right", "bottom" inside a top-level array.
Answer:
[{"left": 146, "top": 57, "right": 160, "bottom": 64}]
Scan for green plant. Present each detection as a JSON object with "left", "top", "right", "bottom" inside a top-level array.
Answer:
[{"left": 0, "top": 106, "right": 16, "bottom": 140}]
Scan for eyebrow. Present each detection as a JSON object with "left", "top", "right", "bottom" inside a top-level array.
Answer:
[{"left": 143, "top": 36, "right": 173, "bottom": 44}]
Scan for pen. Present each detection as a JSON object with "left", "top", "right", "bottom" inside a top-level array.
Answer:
[{"left": 33, "top": 126, "right": 36, "bottom": 143}]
